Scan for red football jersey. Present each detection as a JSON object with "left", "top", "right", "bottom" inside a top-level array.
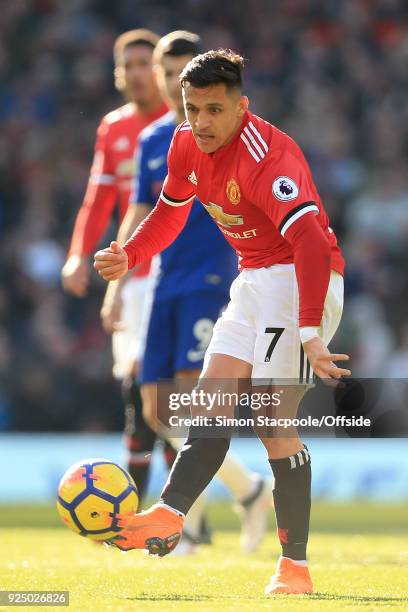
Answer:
[
  {"left": 161, "top": 110, "right": 344, "bottom": 274},
  {"left": 69, "top": 101, "right": 168, "bottom": 276}
]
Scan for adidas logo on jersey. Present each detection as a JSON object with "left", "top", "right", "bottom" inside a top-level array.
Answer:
[{"left": 188, "top": 171, "right": 198, "bottom": 185}]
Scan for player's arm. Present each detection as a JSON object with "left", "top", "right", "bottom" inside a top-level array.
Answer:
[
  {"left": 61, "top": 119, "right": 117, "bottom": 297},
  {"left": 251, "top": 150, "right": 350, "bottom": 380},
  {"left": 283, "top": 214, "right": 350, "bottom": 380},
  {"left": 94, "top": 194, "right": 193, "bottom": 281},
  {"left": 94, "top": 130, "right": 195, "bottom": 280}
]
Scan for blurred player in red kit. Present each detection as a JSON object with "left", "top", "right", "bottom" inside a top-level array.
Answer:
[
  {"left": 95, "top": 50, "right": 351, "bottom": 594},
  {"left": 61, "top": 29, "right": 170, "bottom": 498}
]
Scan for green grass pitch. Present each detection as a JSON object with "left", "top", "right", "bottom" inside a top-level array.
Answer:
[{"left": 1, "top": 502, "right": 407, "bottom": 611}]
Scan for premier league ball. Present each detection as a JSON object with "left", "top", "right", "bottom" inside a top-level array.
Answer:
[{"left": 56, "top": 458, "right": 138, "bottom": 540}]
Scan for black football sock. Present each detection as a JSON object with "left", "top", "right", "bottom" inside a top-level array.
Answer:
[
  {"left": 160, "top": 439, "right": 212, "bottom": 544},
  {"left": 268, "top": 445, "right": 311, "bottom": 561},
  {"left": 122, "top": 376, "right": 156, "bottom": 501},
  {"left": 160, "top": 432, "right": 230, "bottom": 515}
]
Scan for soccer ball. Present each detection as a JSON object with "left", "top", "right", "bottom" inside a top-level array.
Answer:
[{"left": 56, "top": 458, "right": 138, "bottom": 540}]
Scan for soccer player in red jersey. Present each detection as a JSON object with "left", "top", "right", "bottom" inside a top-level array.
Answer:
[
  {"left": 62, "top": 29, "right": 167, "bottom": 299},
  {"left": 61, "top": 29, "right": 170, "bottom": 497},
  {"left": 94, "top": 50, "right": 351, "bottom": 595}
]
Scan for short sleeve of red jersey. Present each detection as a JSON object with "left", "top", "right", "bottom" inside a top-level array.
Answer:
[
  {"left": 248, "top": 147, "right": 320, "bottom": 237},
  {"left": 160, "top": 126, "right": 196, "bottom": 207}
]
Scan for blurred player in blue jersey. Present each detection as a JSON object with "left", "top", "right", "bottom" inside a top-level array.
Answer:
[{"left": 102, "top": 31, "right": 272, "bottom": 553}]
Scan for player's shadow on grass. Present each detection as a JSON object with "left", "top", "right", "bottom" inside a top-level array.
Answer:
[
  {"left": 125, "top": 593, "right": 408, "bottom": 603},
  {"left": 311, "top": 594, "right": 408, "bottom": 603},
  {"left": 124, "top": 594, "right": 213, "bottom": 602}
]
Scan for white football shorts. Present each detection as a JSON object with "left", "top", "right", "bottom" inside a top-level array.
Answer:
[
  {"left": 204, "top": 264, "right": 344, "bottom": 383},
  {"left": 112, "top": 275, "right": 149, "bottom": 379}
]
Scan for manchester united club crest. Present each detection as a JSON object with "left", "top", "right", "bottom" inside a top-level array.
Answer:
[{"left": 226, "top": 179, "right": 241, "bottom": 205}]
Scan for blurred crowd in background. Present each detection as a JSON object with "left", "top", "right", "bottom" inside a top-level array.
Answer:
[{"left": 1, "top": 0, "right": 407, "bottom": 431}]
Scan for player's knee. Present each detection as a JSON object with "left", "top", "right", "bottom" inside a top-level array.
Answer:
[{"left": 261, "top": 436, "right": 303, "bottom": 459}]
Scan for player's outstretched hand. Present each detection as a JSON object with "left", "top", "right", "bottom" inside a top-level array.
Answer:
[
  {"left": 94, "top": 241, "right": 128, "bottom": 281},
  {"left": 303, "top": 336, "right": 351, "bottom": 383}
]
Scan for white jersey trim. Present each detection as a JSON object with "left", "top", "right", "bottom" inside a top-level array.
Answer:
[
  {"left": 280, "top": 204, "right": 319, "bottom": 236},
  {"left": 243, "top": 126, "right": 265, "bottom": 160},
  {"left": 240, "top": 120, "right": 269, "bottom": 163},
  {"left": 160, "top": 190, "right": 195, "bottom": 207},
  {"left": 240, "top": 133, "right": 261, "bottom": 162},
  {"left": 90, "top": 173, "right": 115, "bottom": 185},
  {"left": 248, "top": 121, "right": 269, "bottom": 153}
]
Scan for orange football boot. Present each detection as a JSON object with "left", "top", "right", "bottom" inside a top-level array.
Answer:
[
  {"left": 265, "top": 557, "right": 313, "bottom": 595},
  {"left": 106, "top": 504, "right": 184, "bottom": 556}
]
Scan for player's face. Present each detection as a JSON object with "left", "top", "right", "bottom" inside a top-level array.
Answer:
[
  {"left": 119, "top": 44, "right": 159, "bottom": 105},
  {"left": 155, "top": 54, "right": 194, "bottom": 114},
  {"left": 183, "top": 82, "right": 248, "bottom": 153}
]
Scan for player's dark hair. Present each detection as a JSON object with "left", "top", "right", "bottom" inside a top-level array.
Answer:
[
  {"left": 114, "top": 29, "right": 159, "bottom": 66},
  {"left": 153, "top": 31, "right": 202, "bottom": 64},
  {"left": 179, "top": 49, "right": 244, "bottom": 92}
]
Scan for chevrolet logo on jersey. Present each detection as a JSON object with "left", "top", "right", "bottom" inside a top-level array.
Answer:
[{"left": 203, "top": 202, "right": 244, "bottom": 227}]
